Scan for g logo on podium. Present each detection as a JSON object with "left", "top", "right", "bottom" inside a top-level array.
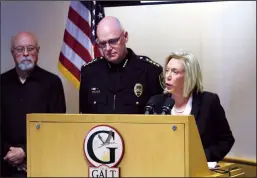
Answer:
[{"left": 84, "top": 125, "right": 124, "bottom": 177}]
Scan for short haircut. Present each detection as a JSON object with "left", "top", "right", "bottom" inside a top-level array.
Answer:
[{"left": 10, "top": 32, "right": 39, "bottom": 49}]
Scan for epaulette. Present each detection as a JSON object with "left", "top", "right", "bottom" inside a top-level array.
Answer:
[
  {"left": 82, "top": 57, "right": 103, "bottom": 67},
  {"left": 139, "top": 56, "right": 161, "bottom": 68}
]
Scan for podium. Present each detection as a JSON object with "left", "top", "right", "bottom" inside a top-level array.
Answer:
[{"left": 26, "top": 114, "right": 239, "bottom": 177}]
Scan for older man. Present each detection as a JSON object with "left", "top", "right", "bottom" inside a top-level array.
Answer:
[
  {"left": 1, "top": 32, "right": 66, "bottom": 177},
  {"left": 79, "top": 16, "right": 164, "bottom": 114}
]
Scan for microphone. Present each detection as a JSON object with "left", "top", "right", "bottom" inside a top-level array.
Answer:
[
  {"left": 144, "top": 103, "right": 155, "bottom": 114},
  {"left": 144, "top": 97, "right": 156, "bottom": 114},
  {"left": 161, "top": 97, "right": 175, "bottom": 115}
]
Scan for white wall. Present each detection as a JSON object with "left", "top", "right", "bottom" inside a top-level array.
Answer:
[{"left": 1, "top": 1, "right": 256, "bottom": 161}]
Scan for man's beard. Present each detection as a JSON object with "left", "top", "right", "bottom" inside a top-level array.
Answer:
[{"left": 17, "top": 58, "right": 35, "bottom": 71}]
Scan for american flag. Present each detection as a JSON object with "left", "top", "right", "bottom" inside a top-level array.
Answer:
[{"left": 58, "top": 1, "right": 105, "bottom": 88}]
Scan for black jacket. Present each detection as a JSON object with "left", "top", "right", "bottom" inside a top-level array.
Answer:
[
  {"left": 148, "top": 91, "right": 235, "bottom": 162},
  {"left": 79, "top": 48, "right": 164, "bottom": 114}
]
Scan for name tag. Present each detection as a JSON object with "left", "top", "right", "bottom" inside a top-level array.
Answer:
[{"left": 91, "top": 87, "right": 101, "bottom": 94}]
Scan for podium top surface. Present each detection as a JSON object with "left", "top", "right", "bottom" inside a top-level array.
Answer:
[{"left": 27, "top": 114, "right": 195, "bottom": 124}]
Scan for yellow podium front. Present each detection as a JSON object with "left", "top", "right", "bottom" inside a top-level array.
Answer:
[{"left": 26, "top": 114, "right": 211, "bottom": 177}]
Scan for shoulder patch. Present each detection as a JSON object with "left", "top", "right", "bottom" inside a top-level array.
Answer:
[
  {"left": 139, "top": 56, "right": 161, "bottom": 68},
  {"left": 159, "top": 72, "right": 165, "bottom": 89},
  {"left": 83, "top": 57, "right": 103, "bottom": 67}
]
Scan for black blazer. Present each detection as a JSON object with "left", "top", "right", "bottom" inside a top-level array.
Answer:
[{"left": 148, "top": 91, "right": 235, "bottom": 162}]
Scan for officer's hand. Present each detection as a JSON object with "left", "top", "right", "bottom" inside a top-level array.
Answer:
[{"left": 3, "top": 147, "right": 26, "bottom": 166}]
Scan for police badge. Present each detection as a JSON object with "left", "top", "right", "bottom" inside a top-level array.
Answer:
[{"left": 134, "top": 83, "right": 143, "bottom": 97}]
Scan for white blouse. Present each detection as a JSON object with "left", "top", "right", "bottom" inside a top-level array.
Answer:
[{"left": 171, "top": 95, "right": 193, "bottom": 115}]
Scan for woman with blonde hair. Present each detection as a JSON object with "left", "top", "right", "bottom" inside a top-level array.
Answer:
[{"left": 147, "top": 51, "right": 235, "bottom": 162}]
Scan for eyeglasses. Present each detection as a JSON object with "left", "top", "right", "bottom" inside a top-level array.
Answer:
[
  {"left": 96, "top": 33, "right": 123, "bottom": 49},
  {"left": 12, "top": 45, "right": 38, "bottom": 54}
]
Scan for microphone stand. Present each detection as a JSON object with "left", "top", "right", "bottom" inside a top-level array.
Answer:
[
  {"left": 161, "top": 97, "right": 175, "bottom": 115},
  {"left": 144, "top": 104, "right": 155, "bottom": 114},
  {"left": 161, "top": 106, "right": 171, "bottom": 115}
]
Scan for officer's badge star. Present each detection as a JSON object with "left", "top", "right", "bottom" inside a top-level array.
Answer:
[
  {"left": 83, "top": 58, "right": 99, "bottom": 67},
  {"left": 139, "top": 56, "right": 160, "bottom": 67}
]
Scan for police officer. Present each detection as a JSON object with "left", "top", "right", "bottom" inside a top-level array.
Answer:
[{"left": 79, "top": 16, "right": 164, "bottom": 114}]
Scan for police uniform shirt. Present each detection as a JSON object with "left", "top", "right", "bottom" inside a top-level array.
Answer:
[
  {"left": 79, "top": 48, "right": 164, "bottom": 114},
  {"left": 1, "top": 65, "right": 66, "bottom": 175},
  {"left": 108, "top": 49, "right": 132, "bottom": 93}
]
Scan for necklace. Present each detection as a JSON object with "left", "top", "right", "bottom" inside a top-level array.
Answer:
[
  {"left": 173, "top": 106, "right": 185, "bottom": 113},
  {"left": 172, "top": 95, "right": 193, "bottom": 115}
]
